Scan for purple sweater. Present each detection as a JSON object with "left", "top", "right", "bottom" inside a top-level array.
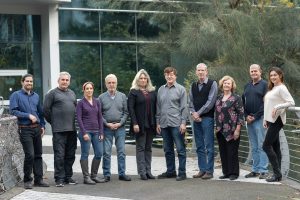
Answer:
[{"left": 76, "top": 97, "right": 103, "bottom": 135}]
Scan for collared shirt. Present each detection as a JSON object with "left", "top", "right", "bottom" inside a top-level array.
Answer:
[
  {"left": 189, "top": 77, "right": 218, "bottom": 115},
  {"left": 9, "top": 89, "right": 45, "bottom": 127},
  {"left": 156, "top": 82, "right": 188, "bottom": 128}
]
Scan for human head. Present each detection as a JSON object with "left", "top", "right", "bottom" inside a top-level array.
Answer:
[
  {"left": 196, "top": 63, "right": 208, "bottom": 82},
  {"left": 164, "top": 67, "right": 177, "bottom": 86},
  {"left": 58, "top": 71, "right": 71, "bottom": 91},
  {"left": 82, "top": 81, "right": 94, "bottom": 98},
  {"left": 218, "top": 75, "right": 237, "bottom": 92},
  {"left": 105, "top": 74, "right": 118, "bottom": 94},
  {"left": 131, "top": 69, "right": 155, "bottom": 91},
  {"left": 268, "top": 67, "right": 284, "bottom": 90},
  {"left": 21, "top": 74, "right": 33, "bottom": 92},
  {"left": 249, "top": 64, "right": 262, "bottom": 83}
]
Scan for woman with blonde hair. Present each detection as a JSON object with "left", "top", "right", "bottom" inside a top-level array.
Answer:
[{"left": 128, "top": 69, "right": 157, "bottom": 180}]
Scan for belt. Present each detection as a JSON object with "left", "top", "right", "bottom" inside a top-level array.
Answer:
[{"left": 18, "top": 123, "right": 40, "bottom": 128}]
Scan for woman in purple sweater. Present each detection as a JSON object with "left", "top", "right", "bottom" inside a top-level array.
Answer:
[{"left": 76, "top": 82, "right": 105, "bottom": 184}]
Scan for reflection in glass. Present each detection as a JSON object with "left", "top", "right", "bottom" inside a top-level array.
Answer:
[{"left": 0, "top": 76, "right": 22, "bottom": 100}]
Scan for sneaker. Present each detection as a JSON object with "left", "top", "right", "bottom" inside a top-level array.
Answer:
[
  {"left": 34, "top": 180, "right": 49, "bottom": 187},
  {"left": 245, "top": 172, "right": 259, "bottom": 178},
  {"left": 259, "top": 172, "right": 269, "bottom": 179},
  {"left": 157, "top": 171, "right": 177, "bottom": 179},
  {"left": 64, "top": 178, "right": 78, "bottom": 185},
  {"left": 55, "top": 181, "right": 64, "bottom": 187},
  {"left": 193, "top": 171, "right": 205, "bottom": 178},
  {"left": 201, "top": 172, "right": 213, "bottom": 180},
  {"left": 24, "top": 182, "right": 33, "bottom": 189},
  {"left": 176, "top": 174, "right": 187, "bottom": 181},
  {"left": 119, "top": 175, "right": 131, "bottom": 181}
]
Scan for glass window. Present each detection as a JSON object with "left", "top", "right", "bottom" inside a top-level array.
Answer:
[
  {"left": 0, "top": 76, "right": 22, "bottom": 100},
  {"left": 59, "top": 10, "right": 99, "bottom": 40},
  {"left": 60, "top": 43, "right": 101, "bottom": 98},
  {"left": 0, "top": 43, "right": 28, "bottom": 69}
]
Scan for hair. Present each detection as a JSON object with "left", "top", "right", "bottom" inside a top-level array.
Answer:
[
  {"left": 105, "top": 74, "right": 117, "bottom": 83},
  {"left": 21, "top": 74, "right": 33, "bottom": 82},
  {"left": 164, "top": 67, "right": 177, "bottom": 75},
  {"left": 268, "top": 66, "right": 284, "bottom": 90},
  {"left": 249, "top": 64, "right": 262, "bottom": 71},
  {"left": 82, "top": 81, "right": 94, "bottom": 91},
  {"left": 130, "top": 69, "right": 155, "bottom": 91},
  {"left": 218, "top": 75, "right": 237, "bottom": 92},
  {"left": 196, "top": 63, "right": 208, "bottom": 70},
  {"left": 58, "top": 71, "right": 71, "bottom": 81}
]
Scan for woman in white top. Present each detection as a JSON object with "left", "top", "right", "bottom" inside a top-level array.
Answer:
[{"left": 263, "top": 67, "right": 295, "bottom": 182}]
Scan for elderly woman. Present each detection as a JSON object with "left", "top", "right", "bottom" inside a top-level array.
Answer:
[
  {"left": 215, "top": 76, "right": 244, "bottom": 181},
  {"left": 263, "top": 67, "right": 295, "bottom": 182},
  {"left": 76, "top": 82, "right": 105, "bottom": 184},
  {"left": 128, "top": 69, "right": 157, "bottom": 180}
]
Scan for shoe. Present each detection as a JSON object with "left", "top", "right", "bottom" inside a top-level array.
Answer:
[
  {"left": 157, "top": 171, "right": 177, "bottom": 179},
  {"left": 245, "top": 171, "right": 259, "bottom": 178},
  {"left": 219, "top": 175, "right": 229, "bottom": 179},
  {"left": 146, "top": 173, "right": 155, "bottom": 179},
  {"left": 103, "top": 176, "right": 111, "bottom": 182},
  {"left": 259, "top": 172, "right": 269, "bottom": 179},
  {"left": 193, "top": 171, "right": 205, "bottom": 178},
  {"left": 24, "top": 182, "right": 33, "bottom": 189},
  {"left": 229, "top": 175, "right": 238, "bottom": 180},
  {"left": 119, "top": 175, "right": 131, "bottom": 181},
  {"left": 140, "top": 174, "right": 148, "bottom": 180},
  {"left": 34, "top": 180, "right": 49, "bottom": 187},
  {"left": 83, "top": 176, "right": 96, "bottom": 185},
  {"left": 266, "top": 175, "right": 282, "bottom": 182},
  {"left": 55, "top": 181, "right": 64, "bottom": 187},
  {"left": 64, "top": 177, "right": 78, "bottom": 185},
  {"left": 91, "top": 176, "right": 106, "bottom": 183},
  {"left": 201, "top": 172, "right": 213, "bottom": 180},
  {"left": 176, "top": 174, "right": 187, "bottom": 181}
]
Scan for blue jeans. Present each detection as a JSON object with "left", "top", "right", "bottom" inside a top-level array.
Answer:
[
  {"left": 78, "top": 132, "right": 103, "bottom": 161},
  {"left": 102, "top": 126, "right": 126, "bottom": 177},
  {"left": 161, "top": 127, "right": 186, "bottom": 176},
  {"left": 193, "top": 117, "right": 215, "bottom": 173},
  {"left": 247, "top": 117, "right": 268, "bottom": 173}
]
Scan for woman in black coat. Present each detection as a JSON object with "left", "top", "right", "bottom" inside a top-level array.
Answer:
[{"left": 128, "top": 69, "right": 157, "bottom": 180}]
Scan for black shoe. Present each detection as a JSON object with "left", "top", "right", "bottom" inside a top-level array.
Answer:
[
  {"left": 103, "top": 176, "right": 111, "bottom": 182},
  {"left": 55, "top": 180, "right": 64, "bottom": 187},
  {"left": 140, "top": 174, "right": 148, "bottom": 180},
  {"left": 245, "top": 172, "right": 259, "bottom": 178},
  {"left": 157, "top": 171, "right": 177, "bottom": 179},
  {"left": 146, "top": 173, "right": 155, "bottom": 179},
  {"left": 64, "top": 177, "right": 78, "bottom": 185},
  {"left": 24, "top": 182, "right": 33, "bottom": 189},
  {"left": 119, "top": 175, "right": 131, "bottom": 181},
  {"left": 266, "top": 175, "right": 282, "bottom": 182},
  {"left": 176, "top": 174, "right": 187, "bottom": 181},
  {"left": 229, "top": 175, "right": 238, "bottom": 180},
  {"left": 34, "top": 180, "right": 49, "bottom": 187},
  {"left": 219, "top": 175, "right": 229, "bottom": 179}
]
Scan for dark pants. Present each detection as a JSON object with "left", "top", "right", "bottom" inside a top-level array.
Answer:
[
  {"left": 217, "top": 132, "right": 240, "bottom": 176},
  {"left": 263, "top": 117, "right": 283, "bottom": 176},
  {"left": 52, "top": 131, "right": 77, "bottom": 182},
  {"left": 135, "top": 128, "right": 154, "bottom": 175},
  {"left": 18, "top": 126, "right": 43, "bottom": 183}
]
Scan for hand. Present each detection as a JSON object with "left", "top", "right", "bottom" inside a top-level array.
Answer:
[
  {"left": 29, "top": 114, "right": 37, "bottom": 123},
  {"left": 40, "top": 127, "right": 45, "bottom": 137},
  {"left": 156, "top": 124, "right": 161, "bottom": 134},
  {"left": 83, "top": 134, "right": 90, "bottom": 141},
  {"left": 133, "top": 125, "right": 140, "bottom": 133},
  {"left": 192, "top": 112, "right": 200, "bottom": 121},
  {"left": 233, "top": 130, "right": 240, "bottom": 140},
  {"left": 99, "top": 134, "right": 104, "bottom": 141},
  {"left": 246, "top": 115, "right": 254, "bottom": 124},
  {"left": 107, "top": 123, "right": 115, "bottom": 130},
  {"left": 180, "top": 124, "right": 186, "bottom": 134},
  {"left": 263, "top": 120, "right": 268, "bottom": 129},
  {"left": 272, "top": 108, "right": 277, "bottom": 118},
  {"left": 114, "top": 123, "right": 121, "bottom": 129}
]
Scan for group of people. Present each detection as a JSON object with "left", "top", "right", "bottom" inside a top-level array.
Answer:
[{"left": 9, "top": 63, "right": 295, "bottom": 189}]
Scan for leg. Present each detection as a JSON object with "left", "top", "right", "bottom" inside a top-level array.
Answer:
[
  {"left": 161, "top": 127, "right": 176, "bottom": 174},
  {"left": 135, "top": 131, "right": 147, "bottom": 175},
  {"left": 32, "top": 127, "right": 43, "bottom": 183},
  {"left": 144, "top": 129, "right": 154, "bottom": 175},
  {"left": 193, "top": 121, "right": 206, "bottom": 173},
  {"left": 216, "top": 132, "right": 228, "bottom": 176},
  {"left": 115, "top": 127, "right": 126, "bottom": 176},
  {"left": 255, "top": 118, "right": 269, "bottom": 173},
  {"left": 102, "top": 127, "right": 113, "bottom": 177},
  {"left": 91, "top": 132, "right": 105, "bottom": 183},
  {"left": 170, "top": 127, "right": 186, "bottom": 176},
  {"left": 52, "top": 132, "right": 67, "bottom": 182},
  {"left": 64, "top": 131, "right": 77, "bottom": 180},
  {"left": 247, "top": 121, "right": 259, "bottom": 173},
  {"left": 226, "top": 137, "right": 240, "bottom": 176},
  {"left": 202, "top": 117, "right": 215, "bottom": 174}
]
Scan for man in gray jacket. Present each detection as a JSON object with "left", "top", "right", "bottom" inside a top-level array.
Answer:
[
  {"left": 99, "top": 74, "right": 131, "bottom": 182},
  {"left": 43, "top": 72, "right": 77, "bottom": 187}
]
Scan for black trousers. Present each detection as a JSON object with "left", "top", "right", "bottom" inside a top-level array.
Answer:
[
  {"left": 263, "top": 117, "right": 283, "bottom": 176},
  {"left": 217, "top": 132, "right": 240, "bottom": 176},
  {"left": 52, "top": 131, "right": 77, "bottom": 182},
  {"left": 18, "top": 126, "right": 43, "bottom": 183}
]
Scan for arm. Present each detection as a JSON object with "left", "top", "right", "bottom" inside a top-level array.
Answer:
[
  {"left": 97, "top": 100, "right": 104, "bottom": 136},
  {"left": 76, "top": 101, "right": 87, "bottom": 135},
  {"left": 180, "top": 87, "right": 188, "bottom": 125},
  {"left": 37, "top": 98, "right": 46, "bottom": 128},
  {"left": 275, "top": 85, "right": 295, "bottom": 110},
  {"left": 197, "top": 81, "right": 218, "bottom": 116},
  {"left": 43, "top": 91, "right": 53, "bottom": 123},
  {"left": 253, "top": 82, "right": 267, "bottom": 120},
  {"left": 188, "top": 86, "right": 195, "bottom": 113},
  {"left": 99, "top": 96, "right": 108, "bottom": 126},
  {"left": 233, "top": 96, "right": 244, "bottom": 140},
  {"left": 9, "top": 92, "right": 30, "bottom": 119},
  {"left": 156, "top": 88, "right": 161, "bottom": 134},
  {"left": 120, "top": 93, "right": 128, "bottom": 126},
  {"left": 127, "top": 90, "right": 138, "bottom": 125}
]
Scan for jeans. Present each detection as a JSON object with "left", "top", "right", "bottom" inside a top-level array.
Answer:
[
  {"left": 193, "top": 117, "right": 215, "bottom": 173},
  {"left": 161, "top": 126, "right": 186, "bottom": 176},
  {"left": 18, "top": 126, "right": 43, "bottom": 183},
  {"left": 78, "top": 132, "right": 103, "bottom": 161},
  {"left": 247, "top": 117, "right": 268, "bottom": 173},
  {"left": 102, "top": 126, "right": 126, "bottom": 177},
  {"left": 53, "top": 131, "right": 77, "bottom": 182}
]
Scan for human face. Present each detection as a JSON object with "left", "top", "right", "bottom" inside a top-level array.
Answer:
[
  {"left": 58, "top": 74, "right": 70, "bottom": 90},
  {"left": 22, "top": 76, "right": 33, "bottom": 92},
  {"left": 83, "top": 83, "right": 94, "bottom": 98},
  {"left": 105, "top": 77, "right": 117, "bottom": 94},
  {"left": 249, "top": 65, "right": 262, "bottom": 82},
  {"left": 269, "top": 70, "right": 282, "bottom": 86},
  {"left": 164, "top": 71, "right": 176, "bottom": 86},
  {"left": 196, "top": 65, "right": 208, "bottom": 81},
  {"left": 138, "top": 73, "right": 148, "bottom": 89},
  {"left": 222, "top": 79, "right": 233, "bottom": 93}
]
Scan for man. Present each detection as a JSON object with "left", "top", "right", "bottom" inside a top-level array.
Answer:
[
  {"left": 242, "top": 64, "right": 269, "bottom": 179},
  {"left": 43, "top": 72, "right": 77, "bottom": 187},
  {"left": 10, "top": 74, "right": 49, "bottom": 189},
  {"left": 189, "top": 63, "right": 217, "bottom": 179},
  {"left": 156, "top": 67, "right": 188, "bottom": 181},
  {"left": 99, "top": 74, "right": 131, "bottom": 182}
]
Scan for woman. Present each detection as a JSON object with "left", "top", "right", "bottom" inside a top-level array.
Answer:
[
  {"left": 215, "top": 76, "right": 244, "bottom": 180},
  {"left": 128, "top": 69, "right": 157, "bottom": 180},
  {"left": 76, "top": 82, "right": 105, "bottom": 184},
  {"left": 263, "top": 67, "right": 295, "bottom": 182}
]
